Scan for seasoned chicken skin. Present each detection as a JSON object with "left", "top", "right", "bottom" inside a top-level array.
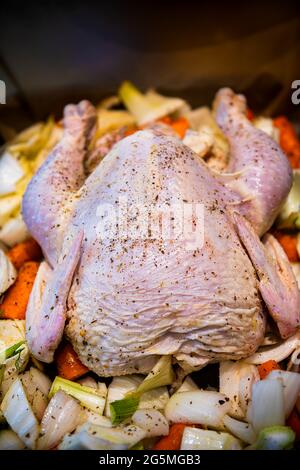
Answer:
[{"left": 22, "top": 90, "right": 300, "bottom": 375}]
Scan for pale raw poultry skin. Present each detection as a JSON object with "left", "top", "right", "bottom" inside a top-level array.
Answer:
[{"left": 22, "top": 89, "right": 300, "bottom": 376}]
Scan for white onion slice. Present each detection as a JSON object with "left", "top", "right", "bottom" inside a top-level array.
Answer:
[
  {"left": 219, "top": 361, "right": 259, "bottom": 419},
  {"left": 247, "top": 379, "right": 285, "bottom": 434},
  {"left": 176, "top": 376, "right": 199, "bottom": 393},
  {"left": 0, "top": 216, "right": 29, "bottom": 247},
  {"left": 1, "top": 377, "right": 39, "bottom": 449},
  {"left": 223, "top": 415, "right": 256, "bottom": 444},
  {"left": 37, "top": 390, "right": 82, "bottom": 449},
  {"left": 81, "top": 410, "right": 112, "bottom": 427},
  {"left": 165, "top": 390, "right": 231, "bottom": 428},
  {"left": 0, "top": 429, "right": 25, "bottom": 450},
  {"left": 0, "top": 249, "right": 16, "bottom": 296},
  {"left": 245, "top": 331, "right": 300, "bottom": 364},
  {"left": 0, "top": 151, "right": 24, "bottom": 196},
  {"left": 132, "top": 409, "right": 169, "bottom": 437},
  {"left": 266, "top": 370, "right": 300, "bottom": 418},
  {"left": 21, "top": 367, "right": 51, "bottom": 421}
]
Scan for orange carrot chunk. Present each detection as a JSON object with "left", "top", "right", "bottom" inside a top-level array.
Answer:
[
  {"left": 286, "top": 409, "right": 300, "bottom": 442},
  {"left": 0, "top": 261, "right": 39, "bottom": 319},
  {"left": 152, "top": 423, "right": 189, "bottom": 450},
  {"left": 273, "top": 116, "right": 300, "bottom": 169},
  {"left": 8, "top": 238, "right": 43, "bottom": 270},
  {"left": 273, "top": 231, "right": 299, "bottom": 263},
  {"left": 170, "top": 117, "right": 189, "bottom": 139},
  {"left": 246, "top": 108, "right": 255, "bottom": 121},
  {"left": 258, "top": 360, "right": 281, "bottom": 380},
  {"left": 56, "top": 342, "right": 89, "bottom": 380}
]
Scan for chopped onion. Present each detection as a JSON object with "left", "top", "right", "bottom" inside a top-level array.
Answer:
[
  {"left": 58, "top": 422, "right": 146, "bottom": 450},
  {"left": 119, "top": 81, "right": 186, "bottom": 126},
  {"left": 132, "top": 409, "right": 169, "bottom": 438},
  {"left": 49, "top": 376, "right": 107, "bottom": 415},
  {"left": 247, "top": 379, "right": 285, "bottom": 435},
  {"left": 176, "top": 376, "right": 199, "bottom": 393},
  {"left": 0, "top": 249, "right": 16, "bottom": 296},
  {"left": 165, "top": 390, "right": 231, "bottom": 428},
  {"left": 219, "top": 361, "right": 259, "bottom": 419},
  {"left": 21, "top": 367, "right": 51, "bottom": 421},
  {"left": 0, "top": 216, "right": 29, "bottom": 247},
  {"left": 139, "top": 387, "right": 169, "bottom": 410},
  {"left": 181, "top": 427, "right": 242, "bottom": 450},
  {"left": 1, "top": 377, "right": 39, "bottom": 448},
  {"left": 223, "top": 415, "right": 256, "bottom": 444},
  {"left": 245, "top": 330, "right": 300, "bottom": 364},
  {"left": 77, "top": 376, "right": 98, "bottom": 389},
  {"left": 183, "top": 128, "right": 214, "bottom": 157},
  {"left": 37, "top": 390, "right": 82, "bottom": 449},
  {"left": 266, "top": 370, "right": 300, "bottom": 418},
  {"left": 0, "top": 151, "right": 24, "bottom": 196},
  {"left": 0, "top": 429, "right": 25, "bottom": 450},
  {"left": 81, "top": 410, "right": 112, "bottom": 428},
  {"left": 105, "top": 375, "right": 142, "bottom": 417}
]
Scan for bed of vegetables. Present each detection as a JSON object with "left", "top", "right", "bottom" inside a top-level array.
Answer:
[{"left": 0, "top": 82, "right": 300, "bottom": 451}]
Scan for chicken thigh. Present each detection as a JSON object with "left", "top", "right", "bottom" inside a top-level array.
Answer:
[{"left": 22, "top": 89, "right": 300, "bottom": 375}]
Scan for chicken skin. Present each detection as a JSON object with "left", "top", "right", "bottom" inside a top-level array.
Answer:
[{"left": 22, "top": 89, "right": 300, "bottom": 375}]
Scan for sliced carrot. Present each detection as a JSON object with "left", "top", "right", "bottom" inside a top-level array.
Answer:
[
  {"left": 124, "top": 126, "right": 139, "bottom": 137},
  {"left": 56, "top": 342, "right": 88, "bottom": 380},
  {"left": 273, "top": 231, "right": 299, "bottom": 263},
  {"left": 286, "top": 409, "right": 300, "bottom": 441},
  {"left": 7, "top": 238, "right": 43, "bottom": 270},
  {"left": 0, "top": 261, "right": 39, "bottom": 319},
  {"left": 246, "top": 108, "right": 254, "bottom": 121},
  {"left": 158, "top": 116, "right": 172, "bottom": 125},
  {"left": 258, "top": 360, "right": 281, "bottom": 380},
  {"left": 152, "top": 423, "right": 191, "bottom": 450},
  {"left": 170, "top": 117, "right": 189, "bottom": 138},
  {"left": 273, "top": 116, "right": 300, "bottom": 169}
]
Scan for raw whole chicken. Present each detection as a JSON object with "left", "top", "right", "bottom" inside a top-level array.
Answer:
[{"left": 22, "top": 89, "right": 300, "bottom": 376}]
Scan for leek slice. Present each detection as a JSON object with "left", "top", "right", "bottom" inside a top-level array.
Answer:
[
  {"left": 110, "top": 396, "right": 140, "bottom": 425},
  {"left": 58, "top": 422, "right": 146, "bottom": 450},
  {"left": 49, "top": 376, "right": 107, "bottom": 415},
  {"left": 110, "top": 356, "right": 174, "bottom": 424},
  {"left": 181, "top": 427, "right": 242, "bottom": 450},
  {"left": 249, "top": 425, "right": 295, "bottom": 450},
  {"left": 135, "top": 356, "right": 175, "bottom": 396}
]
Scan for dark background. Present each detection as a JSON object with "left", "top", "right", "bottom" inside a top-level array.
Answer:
[{"left": 0, "top": 1, "right": 300, "bottom": 131}]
